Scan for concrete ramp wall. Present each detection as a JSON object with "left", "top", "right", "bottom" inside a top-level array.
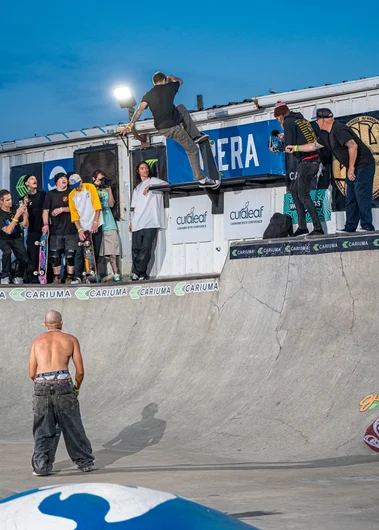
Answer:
[{"left": 1, "top": 250, "right": 378, "bottom": 464}]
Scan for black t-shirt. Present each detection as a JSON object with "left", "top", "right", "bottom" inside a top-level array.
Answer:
[
  {"left": 25, "top": 190, "right": 46, "bottom": 233},
  {"left": 142, "top": 81, "right": 181, "bottom": 130},
  {"left": 0, "top": 206, "right": 23, "bottom": 240},
  {"left": 318, "top": 121, "right": 374, "bottom": 169},
  {"left": 43, "top": 189, "right": 76, "bottom": 235}
]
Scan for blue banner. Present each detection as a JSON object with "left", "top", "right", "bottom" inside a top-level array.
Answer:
[
  {"left": 43, "top": 158, "right": 73, "bottom": 191},
  {"left": 166, "top": 120, "right": 285, "bottom": 184}
]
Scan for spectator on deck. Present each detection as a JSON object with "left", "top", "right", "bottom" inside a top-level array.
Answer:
[
  {"left": 129, "top": 162, "right": 167, "bottom": 281},
  {"left": 286, "top": 108, "right": 376, "bottom": 233},
  {"left": 68, "top": 173, "right": 103, "bottom": 283},
  {"left": 43, "top": 173, "right": 77, "bottom": 284},
  {"left": 92, "top": 170, "right": 121, "bottom": 282},
  {"left": 274, "top": 101, "right": 324, "bottom": 237},
  {"left": 121, "top": 72, "right": 218, "bottom": 189},
  {"left": 20, "top": 175, "right": 46, "bottom": 283},
  {"left": 0, "top": 189, "right": 29, "bottom": 284}
]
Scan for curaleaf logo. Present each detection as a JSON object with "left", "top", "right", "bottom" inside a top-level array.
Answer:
[
  {"left": 229, "top": 202, "right": 264, "bottom": 223},
  {"left": 176, "top": 206, "right": 207, "bottom": 228},
  {"left": 360, "top": 393, "right": 379, "bottom": 412}
]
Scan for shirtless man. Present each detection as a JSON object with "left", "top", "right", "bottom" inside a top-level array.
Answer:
[{"left": 29, "top": 310, "right": 94, "bottom": 476}]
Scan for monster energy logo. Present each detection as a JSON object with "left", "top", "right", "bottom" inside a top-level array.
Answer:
[
  {"left": 15, "top": 175, "right": 28, "bottom": 197},
  {"left": 145, "top": 159, "right": 158, "bottom": 168}
]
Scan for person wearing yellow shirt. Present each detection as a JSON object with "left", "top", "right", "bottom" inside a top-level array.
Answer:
[{"left": 68, "top": 174, "right": 103, "bottom": 283}]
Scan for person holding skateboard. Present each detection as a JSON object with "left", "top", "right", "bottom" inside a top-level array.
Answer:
[
  {"left": 129, "top": 162, "right": 167, "bottom": 281},
  {"left": 68, "top": 174, "right": 103, "bottom": 283},
  {"left": 121, "top": 72, "right": 219, "bottom": 189},
  {"left": 19, "top": 175, "right": 46, "bottom": 283},
  {"left": 0, "top": 189, "right": 29, "bottom": 284},
  {"left": 43, "top": 173, "right": 77, "bottom": 284},
  {"left": 29, "top": 310, "right": 94, "bottom": 476}
]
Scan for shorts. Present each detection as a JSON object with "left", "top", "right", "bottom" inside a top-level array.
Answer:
[
  {"left": 99, "top": 229, "right": 120, "bottom": 256},
  {"left": 50, "top": 234, "right": 77, "bottom": 253}
]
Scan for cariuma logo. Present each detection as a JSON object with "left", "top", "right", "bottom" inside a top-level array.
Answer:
[
  {"left": 230, "top": 201, "right": 264, "bottom": 220},
  {"left": 176, "top": 206, "right": 207, "bottom": 226}
]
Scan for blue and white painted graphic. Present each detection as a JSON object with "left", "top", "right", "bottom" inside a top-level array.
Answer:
[
  {"left": 0, "top": 483, "right": 258, "bottom": 529},
  {"left": 166, "top": 120, "right": 285, "bottom": 184},
  {"left": 43, "top": 158, "right": 74, "bottom": 191}
]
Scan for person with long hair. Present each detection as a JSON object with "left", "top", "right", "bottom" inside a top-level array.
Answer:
[{"left": 129, "top": 162, "right": 168, "bottom": 281}]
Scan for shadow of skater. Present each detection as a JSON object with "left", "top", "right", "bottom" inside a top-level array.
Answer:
[{"left": 57, "top": 403, "right": 166, "bottom": 471}]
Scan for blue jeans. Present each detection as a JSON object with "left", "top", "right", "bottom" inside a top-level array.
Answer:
[{"left": 345, "top": 164, "right": 375, "bottom": 231}]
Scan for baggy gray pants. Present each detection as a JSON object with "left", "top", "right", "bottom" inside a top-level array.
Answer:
[
  {"left": 159, "top": 104, "right": 206, "bottom": 181},
  {"left": 32, "top": 382, "right": 94, "bottom": 474}
]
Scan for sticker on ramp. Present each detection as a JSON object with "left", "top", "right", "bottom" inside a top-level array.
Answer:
[
  {"left": 174, "top": 281, "right": 219, "bottom": 296},
  {"left": 359, "top": 393, "right": 379, "bottom": 412}
]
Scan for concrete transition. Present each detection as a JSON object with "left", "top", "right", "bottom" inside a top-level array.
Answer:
[{"left": 1, "top": 246, "right": 379, "bottom": 529}]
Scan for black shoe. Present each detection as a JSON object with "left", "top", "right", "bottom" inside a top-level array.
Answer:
[
  {"left": 309, "top": 229, "right": 325, "bottom": 236},
  {"left": 357, "top": 227, "right": 375, "bottom": 233},
  {"left": 138, "top": 275, "right": 149, "bottom": 281},
  {"left": 293, "top": 228, "right": 309, "bottom": 237},
  {"left": 194, "top": 133, "right": 209, "bottom": 144},
  {"left": 336, "top": 228, "right": 356, "bottom": 233},
  {"left": 198, "top": 177, "right": 220, "bottom": 189},
  {"left": 131, "top": 273, "right": 139, "bottom": 281}
]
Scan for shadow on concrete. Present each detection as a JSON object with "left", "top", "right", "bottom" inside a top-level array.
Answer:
[{"left": 56, "top": 403, "right": 166, "bottom": 471}]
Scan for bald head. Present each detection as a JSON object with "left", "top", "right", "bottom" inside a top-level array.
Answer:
[{"left": 45, "top": 310, "right": 63, "bottom": 329}]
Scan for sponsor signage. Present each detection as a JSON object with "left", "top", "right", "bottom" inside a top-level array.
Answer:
[
  {"left": 43, "top": 158, "right": 74, "bottom": 191},
  {"left": 166, "top": 120, "right": 286, "bottom": 185},
  {"left": 224, "top": 189, "right": 272, "bottom": 240},
  {"left": 230, "top": 234, "right": 379, "bottom": 260},
  {"left": 283, "top": 189, "right": 332, "bottom": 224},
  {"left": 170, "top": 195, "right": 213, "bottom": 244},
  {"left": 0, "top": 281, "right": 219, "bottom": 301}
]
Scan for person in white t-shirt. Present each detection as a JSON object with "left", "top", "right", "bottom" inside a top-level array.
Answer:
[{"left": 129, "top": 162, "right": 168, "bottom": 281}]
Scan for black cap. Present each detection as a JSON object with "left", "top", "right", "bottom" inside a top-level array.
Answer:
[{"left": 315, "top": 108, "right": 334, "bottom": 119}]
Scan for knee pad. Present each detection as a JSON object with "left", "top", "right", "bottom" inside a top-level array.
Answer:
[
  {"left": 65, "top": 249, "right": 75, "bottom": 267},
  {"left": 49, "top": 249, "right": 62, "bottom": 268}
]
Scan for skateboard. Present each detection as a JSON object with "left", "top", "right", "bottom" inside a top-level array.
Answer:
[
  {"left": 34, "top": 233, "right": 49, "bottom": 285},
  {"left": 198, "top": 138, "right": 221, "bottom": 184},
  {"left": 78, "top": 231, "right": 97, "bottom": 283}
]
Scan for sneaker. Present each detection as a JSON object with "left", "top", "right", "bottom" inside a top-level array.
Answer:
[
  {"left": 357, "top": 227, "right": 375, "bottom": 232},
  {"left": 293, "top": 228, "right": 309, "bottom": 237},
  {"left": 336, "top": 228, "right": 356, "bottom": 233},
  {"left": 53, "top": 276, "right": 61, "bottom": 284},
  {"left": 308, "top": 229, "right": 325, "bottom": 236},
  {"left": 12, "top": 277, "right": 24, "bottom": 285},
  {"left": 113, "top": 273, "right": 121, "bottom": 282},
  {"left": 65, "top": 276, "right": 74, "bottom": 284},
  {"left": 198, "top": 177, "right": 220, "bottom": 189},
  {"left": 78, "top": 465, "right": 94, "bottom": 472},
  {"left": 131, "top": 273, "right": 139, "bottom": 281},
  {"left": 1, "top": 277, "right": 10, "bottom": 285},
  {"left": 33, "top": 470, "right": 51, "bottom": 476},
  {"left": 71, "top": 277, "right": 81, "bottom": 285},
  {"left": 138, "top": 275, "right": 147, "bottom": 281},
  {"left": 194, "top": 133, "right": 209, "bottom": 144}
]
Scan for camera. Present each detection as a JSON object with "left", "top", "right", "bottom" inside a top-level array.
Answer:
[{"left": 269, "top": 129, "right": 285, "bottom": 153}]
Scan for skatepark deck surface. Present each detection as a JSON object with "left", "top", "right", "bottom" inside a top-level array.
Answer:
[{"left": 1, "top": 245, "right": 379, "bottom": 528}]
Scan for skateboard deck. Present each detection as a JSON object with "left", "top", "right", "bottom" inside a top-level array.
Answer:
[
  {"left": 79, "top": 231, "right": 97, "bottom": 283},
  {"left": 198, "top": 139, "right": 221, "bottom": 182},
  {"left": 34, "top": 233, "right": 49, "bottom": 285}
]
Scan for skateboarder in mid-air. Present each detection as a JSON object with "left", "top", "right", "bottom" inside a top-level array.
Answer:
[
  {"left": 121, "top": 72, "right": 219, "bottom": 189},
  {"left": 29, "top": 310, "right": 94, "bottom": 476}
]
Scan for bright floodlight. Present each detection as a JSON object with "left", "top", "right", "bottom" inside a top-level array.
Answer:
[{"left": 113, "top": 86, "right": 137, "bottom": 109}]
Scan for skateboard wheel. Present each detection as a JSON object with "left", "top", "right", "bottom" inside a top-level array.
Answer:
[
  {"left": 33, "top": 271, "right": 38, "bottom": 276},
  {"left": 40, "top": 241, "right": 46, "bottom": 246},
  {"left": 39, "top": 270, "right": 45, "bottom": 276},
  {"left": 34, "top": 241, "right": 39, "bottom": 246}
]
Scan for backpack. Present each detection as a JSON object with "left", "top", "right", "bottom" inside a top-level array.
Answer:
[{"left": 263, "top": 213, "right": 293, "bottom": 239}]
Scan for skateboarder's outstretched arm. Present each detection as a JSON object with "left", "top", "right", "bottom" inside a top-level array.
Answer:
[{"left": 121, "top": 102, "right": 148, "bottom": 135}]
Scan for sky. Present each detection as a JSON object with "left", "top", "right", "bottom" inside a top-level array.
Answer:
[{"left": 0, "top": 1, "right": 378, "bottom": 143}]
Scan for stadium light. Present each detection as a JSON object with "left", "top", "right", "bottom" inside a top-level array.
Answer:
[{"left": 113, "top": 86, "right": 137, "bottom": 110}]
